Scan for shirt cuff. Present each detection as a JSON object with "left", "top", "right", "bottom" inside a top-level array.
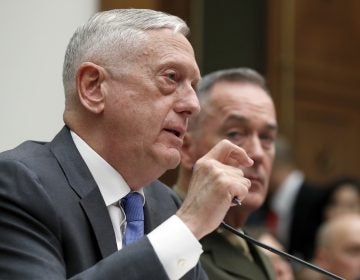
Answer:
[{"left": 147, "top": 215, "right": 203, "bottom": 280}]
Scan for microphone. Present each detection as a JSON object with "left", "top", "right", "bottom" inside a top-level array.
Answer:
[{"left": 221, "top": 221, "right": 345, "bottom": 280}]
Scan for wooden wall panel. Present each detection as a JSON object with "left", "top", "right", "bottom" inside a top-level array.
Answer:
[
  {"left": 292, "top": 0, "right": 360, "bottom": 181},
  {"left": 100, "top": 0, "right": 190, "bottom": 23},
  {"left": 295, "top": 100, "right": 360, "bottom": 182},
  {"left": 101, "top": 0, "right": 160, "bottom": 10},
  {"left": 295, "top": 0, "right": 360, "bottom": 71},
  {"left": 268, "top": 0, "right": 360, "bottom": 182}
]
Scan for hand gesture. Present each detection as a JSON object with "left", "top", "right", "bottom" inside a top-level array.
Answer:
[{"left": 177, "top": 139, "right": 253, "bottom": 239}]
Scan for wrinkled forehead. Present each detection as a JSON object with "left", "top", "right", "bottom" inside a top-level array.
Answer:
[
  {"left": 211, "top": 81, "right": 270, "bottom": 101},
  {"left": 145, "top": 29, "right": 195, "bottom": 55},
  {"left": 143, "top": 29, "right": 200, "bottom": 77},
  {"left": 207, "top": 82, "right": 275, "bottom": 117}
]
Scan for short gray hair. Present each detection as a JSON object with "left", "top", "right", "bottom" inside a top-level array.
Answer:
[
  {"left": 62, "top": 9, "right": 189, "bottom": 97},
  {"left": 188, "top": 68, "right": 270, "bottom": 132},
  {"left": 197, "top": 67, "right": 269, "bottom": 104},
  {"left": 315, "top": 213, "right": 360, "bottom": 249}
]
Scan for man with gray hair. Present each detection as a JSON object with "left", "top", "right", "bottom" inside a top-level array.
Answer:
[
  {"left": 0, "top": 9, "right": 253, "bottom": 279},
  {"left": 174, "top": 68, "right": 278, "bottom": 279}
]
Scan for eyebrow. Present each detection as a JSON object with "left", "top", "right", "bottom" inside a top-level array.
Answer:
[
  {"left": 159, "top": 57, "right": 201, "bottom": 82},
  {"left": 223, "top": 114, "right": 278, "bottom": 131}
]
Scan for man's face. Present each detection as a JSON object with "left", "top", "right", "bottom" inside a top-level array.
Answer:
[
  {"left": 190, "top": 81, "right": 277, "bottom": 210},
  {"left": 102, "top": 29, "right": 200, "bottom": 187},
  {"left": 324, "top": 185, "right": 360, "bottom": 220},
  {"left": 321, "top": 219, "right": 360, "bottom": 280}
]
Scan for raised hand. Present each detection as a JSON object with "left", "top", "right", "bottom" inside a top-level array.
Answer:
[{"left": 176, "top": 139, "right": 253, "bottom": 239}]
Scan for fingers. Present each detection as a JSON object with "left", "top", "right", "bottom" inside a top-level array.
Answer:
[
  {"left": 177, "top": 161, "right": 251, "bottom": 239},
  {"left": 200, "top": 139, "right": 253, "bottom": 168},
  {"left": 227, "top": 174, "right": 250, "bottom": 207},
  {"left": 193, "top": 139, "right": 253, "bottom": 205},
  {"left": 177, "top": 141, "right": 253, "bottom": 239}
]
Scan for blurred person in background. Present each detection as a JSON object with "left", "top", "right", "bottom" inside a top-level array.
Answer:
[
  {"left": 173, "top": 67, "right": 278, "bottom": 280},
  {"left": 322, "top": 176, "right": 360, "bottom": 221},
  {"left": 248, "top": 136, "right": 326, "bottom": 262},
  {"left": 297, "top": 213, "right": 360, "bottom": 280}
]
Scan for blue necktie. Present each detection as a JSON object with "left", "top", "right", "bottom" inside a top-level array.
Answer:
[{"left": 121, "top": 192, "right": 144, "bottom": 246}]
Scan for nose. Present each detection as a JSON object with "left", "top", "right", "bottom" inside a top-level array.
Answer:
[
  {"left": 174, "top": 83, "right": 200, "bottom": 117},
  {"left": 245, "top": 135, "right": 265, "bottom": 164}
]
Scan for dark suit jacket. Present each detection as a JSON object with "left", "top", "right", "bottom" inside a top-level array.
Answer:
[
  {"left": 0, "top": 126, "right": 207, "bottom": 279},
  {"left": 200, "top": 231, "right": 276, "bottom": 280},
  {"left": 247, "top": 179, "right": 326, "bottom": 262},
  {"left": 288, "top": 181, "right": 327, "bottom": 261}
]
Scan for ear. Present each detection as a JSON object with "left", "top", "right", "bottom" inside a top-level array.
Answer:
[
  {"left": 76, "top": 62, "right": 106, "bottom": 114},
  {"left": 180, "top": 133, "right": 197, "bottom": 169}
]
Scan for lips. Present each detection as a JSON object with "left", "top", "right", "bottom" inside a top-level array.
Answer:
[
  {"left": 163, "top": 123, "right": 186, "bottom": 139},
  {"left": 164, "top": 128, "right": 181, "bottom": 138},
  {"left": 245, "top": 174, "right": 264, "bottom": 186}
]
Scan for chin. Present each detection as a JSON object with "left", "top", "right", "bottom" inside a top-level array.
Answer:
[
  {"left": 245, "top": 194, "right": 265, "bottom": 210},
  {"left": 158, "top": 147, "right": 181, "bottom": 170}
]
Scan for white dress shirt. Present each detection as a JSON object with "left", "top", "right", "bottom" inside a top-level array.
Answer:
[
  {"left": 270, "top": 170, "right": 304, "bottom": 246},
  {"left": 71, "top": 131, "right": 202, "bottom": 280}
]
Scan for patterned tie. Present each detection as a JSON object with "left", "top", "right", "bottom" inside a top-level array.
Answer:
[{"left": 121, "top": 192, "right": 144, "bottom": 246}]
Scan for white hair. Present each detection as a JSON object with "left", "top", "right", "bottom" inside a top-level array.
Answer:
[{"left": 62, "top": 9, "right": 189, "bottom": 98}]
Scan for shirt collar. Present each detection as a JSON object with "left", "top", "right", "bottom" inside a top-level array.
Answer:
[
  {"left": 271, "top": 170, "right": 304, "bottom": 213},
  {"left": 70, "top": 131, "right": 145, "bottom": 206}
]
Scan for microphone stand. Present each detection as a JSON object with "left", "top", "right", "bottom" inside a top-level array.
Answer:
[{"left": 221, "top": 221, "right": 345, "bottom": 280}]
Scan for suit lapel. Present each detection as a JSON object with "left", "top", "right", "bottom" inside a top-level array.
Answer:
[
  {"left": 80, "top": 187, "right": 117, "bottom": 257},
  {"left": 202, "top": 231, "right": 274, "bottom": 279},
  {"left": 248, "top": 241, "right": 277, "bottom": 280},
  {"left": 49, "top": 126, "right": 117, "bottom": 258},
  {"left": 143, "top": 182, "right": 177, "bottom": 233},
  {"left": 143, "top": 193, "right": 162, "bottom": 233}
]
